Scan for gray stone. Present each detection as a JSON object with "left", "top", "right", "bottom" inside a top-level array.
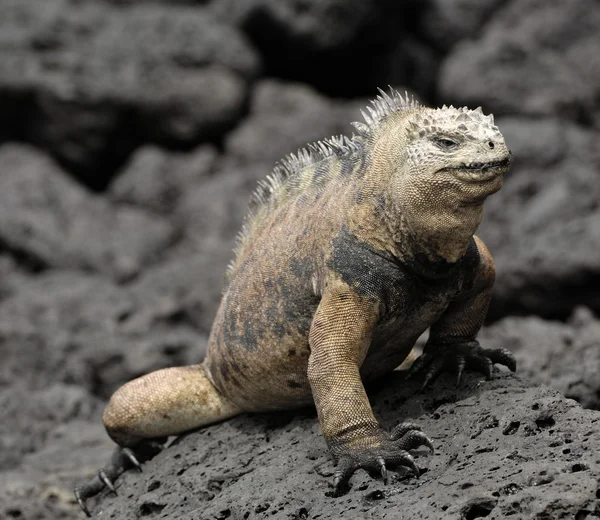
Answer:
[
  {"left": 108, "top": 145, "right": 218, "bottom": 215},
  {"left": 0, "top": 384, "right": 104, "bottom": 470},
  {"left": 0, "top": 270, "right": 204, "bottom": 399},
  {"left": 477, "top": 118, "right": 600, "bottom": 319},
  {"left": 419, "top": 0, "right": 509, "bottom": 50},
  {"left": 0, "top": 144, "right": 176, "bottom": 282},
  {"left": 0, "top": 0, "right": 258, "bottom": 187},
  {"left": 480, "top": 309, "right": 600, "bottom": 410},
  {"left": 225, "top": 79, "right": 367, "bottom": 168},
  {"left": 210, "top": 0, "right": 425, "bottom": 95},
  {"left": 439, "top": 0, "right": 600, "bottom": 121},
  {"left": 90, "top": 373, "right": 600, "bottom": 519},
  {"left": 0, "top": 419, "right": 114, "bottom": 520}
]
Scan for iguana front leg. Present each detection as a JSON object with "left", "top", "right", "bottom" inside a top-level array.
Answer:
[
  {"left": 308, "top": 282, "right": 433, "bottom": 492},
  {"left": 410, "top": 238, "right": 516, "bottom": 387}
]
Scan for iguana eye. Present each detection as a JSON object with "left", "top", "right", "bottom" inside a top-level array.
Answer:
[{"left": 434, "top": 137, "right": 458, "bottom": 150}]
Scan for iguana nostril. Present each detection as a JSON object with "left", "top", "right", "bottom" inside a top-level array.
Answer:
[{"left": 488, "top": 141, "right": 495, "bottom": 149}]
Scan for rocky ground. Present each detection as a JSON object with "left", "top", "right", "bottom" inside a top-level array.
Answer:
[{"left": 0, "top": 0, "right": 599, "bottom": 519}]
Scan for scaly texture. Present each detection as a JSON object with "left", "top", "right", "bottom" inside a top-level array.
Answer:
[{"left": 75, "top": 88, "right": 516, "bottom": 516}]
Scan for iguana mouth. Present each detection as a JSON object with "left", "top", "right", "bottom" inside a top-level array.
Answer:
[
  {"left": 444, "top": 157, "right": 511, "bottom": 183},
  {"left": 455, "top": 158, "right": 511, "bottom": 170}
]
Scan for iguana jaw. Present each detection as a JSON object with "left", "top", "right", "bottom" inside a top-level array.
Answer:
[{"left": 442, "top": 156, "right": 511, "bottom": 184}]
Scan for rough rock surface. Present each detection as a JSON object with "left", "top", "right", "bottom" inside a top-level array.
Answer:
[
  {"left": 90, "top": 373, "right": 600, "bottom": 520},
  {"left": 1, "top": 0, "right": 599, "bottom": 518},
  {"left": 0, "top": 144, "right": 176, "bottom": 282},
  {"left": 480, "top": 308, "right": 600, "bottom": 411},
  {"left": 0, "top": 270, "right": 205, "bottom": 399},
  {"left": 439, "top": 0, "right": 600, "bottom": 121},
  {"left": 209, "top": 0, "right": 429, "bottom": 95},
  {"left": 419, "top": 0, "right": 509, "bottom": 50},
  {"left": 478, "top": 117, "right": 600, "bottom": 319},
  {"left": 108, "top": 145, "right": 219, "bottom": 216},
  {"left": 0, "top": 0, "right": 258, "bottom": 188}
]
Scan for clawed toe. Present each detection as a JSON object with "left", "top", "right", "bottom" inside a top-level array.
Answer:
[
  {"left": 409, "top": 341, "right": 516, "bottom": 389},
  {"left": 487, "top": 347, "right": 517, "bottom": 372},
  {"left": 390, "top": 422, "right": 421, "bottom": 439},
  {"left": 99, "top": 470, "right": 117, "bottom": 494},
  {"left": 377, "top": 456, "right": 388, "bottom": 484},
  {"left": 74, "top": 439, "right": 166, "bottom": 517},
  {"left": 331, "top": 424, "right": 432, "bottom": 492},
  {"left": 333, "top": 456, "right": 355, "bottom": 492},
  {"left": 75, "top": 489, "right": 92, "bottom": 517},
  {"left": 390, "top": 423, "right": 434, "bottom": 453},
  {"left": 122, "top": 447, "right": 142, "bottom": 471}
]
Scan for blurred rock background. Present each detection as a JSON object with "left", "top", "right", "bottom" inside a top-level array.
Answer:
[{"left": 0, "top": 0, "right": 598, "bottom": 517}]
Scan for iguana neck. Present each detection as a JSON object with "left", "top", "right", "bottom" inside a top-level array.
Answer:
[{"left": 384, "top": 200, "right": 483, "bottom": 265}]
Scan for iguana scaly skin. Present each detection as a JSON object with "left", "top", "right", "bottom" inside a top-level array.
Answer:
[{"left": 75, "top": 89, "right": 516, "bottom": 515}]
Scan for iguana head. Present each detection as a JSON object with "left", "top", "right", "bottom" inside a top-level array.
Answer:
[
  {"left": 360, "top": 89, "right": 511, "bottom": 261},
  {"left": 403, "top": 105, "right": 511, "bottom": 203}
]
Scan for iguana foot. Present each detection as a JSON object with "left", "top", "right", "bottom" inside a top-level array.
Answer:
[
  {"left": 74, "top": 439, "right": 165, "bottom": 517},
  {"left": 331, "top": 422, "right": 433, "bottom": 493},
  {"left": 408, "top": 340, "right": 516, "bottom": 389}
]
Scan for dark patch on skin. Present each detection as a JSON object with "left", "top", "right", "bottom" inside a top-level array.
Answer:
[
  {"left": 356, "top": 192, "right": 363, "bottom": 204},
  {"left": 460, "top": 238, "right": 482, "bottom": 292},
  {"left": 273, "top": 323, "right": 286, "bottom": 338},
  {"left": 229, "top": 357, "right": 241, "bottom": 375},
  {"left": 218, "top": 358, "right": 230, "bottom": 381},
  {"left": 287, "top": 380, "right": 302, "bottom": 389},
  {"left": 278, "top": 282, "right": 314, "bottom": 337},
  {"left": 411, "top": 252, "right": 462, "bottom": 279},
  {"left": 221, "top": 300, "right": 261, "bottom": 353},
  {"left": 207, "top": 357, "right": 219, "bottom": 382},
  {"left": 242, "top": 320, "right": 261, "bottom": 352},
  {"left": 266, "top": 299, "right": 280, "bottom": 325},
  {"left": 329, "top": 227, "right": 476, "bottom": 319},
  {"left": 284, "top": 257, "right": 319, "bottom": 336},
  {"left": 329, "top": 226, "right": 415, "bottom": 314},
  {"left": 288, "top": 349, "right": 297, "bottom": 357},
  {"left": 290, "top": 257, "right": 312, "bottom": 280}
]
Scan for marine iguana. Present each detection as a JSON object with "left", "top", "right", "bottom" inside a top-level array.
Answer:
[{"left": 75, "top": 88, "right": 516, "bottom": 515}]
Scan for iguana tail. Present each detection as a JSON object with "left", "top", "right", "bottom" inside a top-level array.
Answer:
[{"left": 102, "top": 363, "right": 241, "bottom": 446}]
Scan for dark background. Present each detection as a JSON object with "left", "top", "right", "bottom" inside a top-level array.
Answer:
[{"left": 0, "top": 0, "right": 599, "bottom": 518}]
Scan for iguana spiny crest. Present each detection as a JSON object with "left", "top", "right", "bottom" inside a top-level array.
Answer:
[{"left": 230, "top": 87, "right": 510, "bottom": 274}]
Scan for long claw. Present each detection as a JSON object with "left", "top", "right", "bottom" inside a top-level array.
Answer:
[
  {"left": 393, "top": 429, "right": 434, "bottom": 454},
  {"left": 333, "top": 457, "right": 355, "bottom": 492},
  {"left": 122, "top": 447, "right": 142, "bottom": 471},
  {"left": 412, "top": 341, "right": 517, "bottom": 390},
  {"left": 482, "top": 357, "right": 493, "bottom": 380},
  {"left": 406, "top": 353, "right": 430, "bottom": 379},
  {"left": 74, "top": 489, "right": 91, "bottom": 518},
  {"left": 488, "top": 348, "right": 517, "bottom": 372},
  {"left": 455, "top": 356, "right": 466, "bottom": 386},
  {"left": 333, "top": 474, "right": 342, "bottom": 490},
  {"left": 390, "top": 422, "right": 422, "bottom": 440},
  {"left": 377, "top": 456, "right": 388, "bottom": 484},
  {"left": 421, "top": 357, "right": 444, "bottom": 390},
  {"left": 405, "top": 453, "right": 420, "bottom": 477},
  {"left": 408, "top": 431, "right": 434, "bottom": 453},
  {"left": 99, "top": 470, "right": 117, "bottom": 495},
  {"left": 74, "top": 440, "right": 166, "bottom": 517}
]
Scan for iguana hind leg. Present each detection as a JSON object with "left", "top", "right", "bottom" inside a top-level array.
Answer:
[{"left": 75, "top": 363, "right": 241, "bottom": 516}]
